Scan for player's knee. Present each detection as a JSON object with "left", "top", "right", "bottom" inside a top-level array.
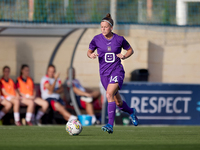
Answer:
[
  {"left": 54, "top": 102, "right": 61, "bottom": 111},
  {"left": 5, "top": 102, "right": 12, "bottom": 112},
  {"left": 43, "top": 101, "right": 49, "bottom": 111},
  {"left": 28, "top": 100, "right": 35, "bottom": 107},
  {"left": 14, "top": 98, "right": 20, "bottom": 106},
  {"left": 106, "top": 92, "right": 113, "bottom": 100}
]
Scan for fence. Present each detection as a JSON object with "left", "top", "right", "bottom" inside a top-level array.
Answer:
[{"left": 0, "top": 0, "right": 199, "bottom": 26}]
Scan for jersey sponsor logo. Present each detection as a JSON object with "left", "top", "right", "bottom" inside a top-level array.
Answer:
[
  {"left": 105, "top": 53, "right": 115, "bottom": 63},
  {"left": 110, "top": 76, "right": 118, "bottom": 83}
]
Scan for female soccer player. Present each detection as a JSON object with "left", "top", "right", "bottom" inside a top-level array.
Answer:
[
  {"left": 0, "top": 66, "right": 22, "bottom": 126},
  {"left": 16, "top": 64, "right": 49, "bottom": 125},
  {"left": 87, "top": 13, "right": 138, "bottom": 134},
  {"left": 40, "top": 64, "right": 77, "bottom": 122}
]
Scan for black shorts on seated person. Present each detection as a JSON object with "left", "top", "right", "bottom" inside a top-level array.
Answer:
[{"left": 45, "top": 97, "right": 65, "bottom": 111}]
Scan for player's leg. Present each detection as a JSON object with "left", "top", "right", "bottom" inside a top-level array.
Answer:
[
  {"left": 114, "top": 92, "right": 132, "bottom": 113},
  {"left": 21, "top": 98, "right": 34, "bottom": 126},
  {"left": 34, "top": 97, "right": 49, "bottom": 124},
  {"left": 53, "top": 101, "right": 77, "bottom": 121},
  {"left": 102, "top": 83, "right": 119, "bottom": 134},
  {"left": 114, "top": 91, "right": 138, "bottom": 126},
  {"left": 106, "top": 83, "right": 118, "bottom": 121},
  {"left": 0, "top": 99, "right": 12, "bottom": 120},
  {"left": 9, "top": 97, "right": 21, "bottom": 126},
  {"left": 86, "top": 88, "right": 101, "bottom": 99}
]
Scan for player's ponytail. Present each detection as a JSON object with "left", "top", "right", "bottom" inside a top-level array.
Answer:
[
  {"left": 106, "top": 13, "right": 111, "bottom": 18},
  {"left": 101, "top": 13, "right": 114, "bottom": 26}
]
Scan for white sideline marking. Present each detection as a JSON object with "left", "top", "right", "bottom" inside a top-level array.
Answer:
[
  {"left": 131, "top": 90, "right": 192, "bottom": 94},
  {"left": 138, "top": 116, "right": 191, "bottom": 120}
]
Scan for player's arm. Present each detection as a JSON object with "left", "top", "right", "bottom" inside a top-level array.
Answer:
[
  {"left": 16, "top": 88, "right": 26, "bottom": 98},
  {"left": 117, "top": 47, "right": 134, "bottom": 60},
  {"left": 15, "top": 80, "right": 24, "bottom": 98},
  {"left": 87, "top": 49, "right": 99, "bottom": 59},
  {"left": 44, "top": 82, "right": 55, "bottom": 95},
  {"left": 73, "top": 86, "right": 91, "bottom": 97},
  {"left": 55, "top": 84, "right": 64, "bottom": 94},
  {"left": 15, "top": 90, "right": 20, "bottom": 99},
  {"left": 28, "top": 90, "right": 36, "bottom": 100},
  {"left": 1, "top": 88, "right": 14, "bottom": 97},
  {"left": 44, "top": 73, "right": 60, "bottom": 94}
]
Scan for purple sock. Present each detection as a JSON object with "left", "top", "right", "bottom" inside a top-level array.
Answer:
[
  {"left": 118, "top": 101, "right": 133, "bottom": 115},
  {"left": 108, "top": 101, "right": 116, "bottom": 126}
]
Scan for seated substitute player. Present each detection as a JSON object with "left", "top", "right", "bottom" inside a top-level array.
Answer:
[
  {"left": 40, "top": 64, "right": 77, "bottom": 122},
  {"left": 0, "top": 66, "right": 30, "bottom": 126},
  {"left": 16, "top": 64, "right": 49, "bottom": 125},
  {"left": 0, "top": 90, "right": 12, "bottom": 124},
  {"left": 66, "top": 67, "right": 101, "bottom": 124}
]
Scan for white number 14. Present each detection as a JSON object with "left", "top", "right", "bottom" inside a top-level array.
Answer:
[{"left": 110, "top": 76, "right": 118, "bottom": 83}]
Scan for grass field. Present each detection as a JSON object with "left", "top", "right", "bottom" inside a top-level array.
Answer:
[{"left": 0, "top": 125, "right": 200, "bottom": 150}]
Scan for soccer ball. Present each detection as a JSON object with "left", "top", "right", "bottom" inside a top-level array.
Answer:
[{"left": 66, "top": 119, "right": 82, "bottom": 136}]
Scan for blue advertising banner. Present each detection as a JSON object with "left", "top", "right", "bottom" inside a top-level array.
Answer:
[{"left": 118, "top": 82, "right": 200, "bottom": 125}]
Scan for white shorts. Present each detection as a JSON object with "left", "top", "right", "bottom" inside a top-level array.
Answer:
[
  {"left": 6, "top": 96, "right": 12, "bottom": 101},
  {"left": 2, "top": 96, "right": 12, "bottom": 101}
]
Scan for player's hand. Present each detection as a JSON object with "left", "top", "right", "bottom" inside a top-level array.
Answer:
[
  {"left": 54, "top": 73, "right": 60, "bottom": 80},
  {"left": 90, "top": 53, "right": 99, "bottom": 59},
  {"left": 116, "top": 53, "right": 125, "bottom": 60},
  {"left": 84, "top": 93, "right": 92, "bottom": 97}
]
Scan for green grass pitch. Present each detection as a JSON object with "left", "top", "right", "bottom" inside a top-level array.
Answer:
[{"left": 0, "top": 125, "right": 200, "bottom": 150}]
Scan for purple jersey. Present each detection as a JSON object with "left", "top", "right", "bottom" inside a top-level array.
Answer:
[{"left": 89, "top": 33, "right": 131, "bottom": 76}]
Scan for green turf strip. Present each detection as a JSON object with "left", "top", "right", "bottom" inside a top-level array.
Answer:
[{"left": 0, "top": 126, "right": 200, "bottom": 150}]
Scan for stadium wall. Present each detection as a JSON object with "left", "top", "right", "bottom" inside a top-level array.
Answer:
[{"left": 0, "top": 25, "right": 199, "bottom": 87}]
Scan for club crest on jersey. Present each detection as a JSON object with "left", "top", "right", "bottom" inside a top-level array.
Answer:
[{"left": 107, "top": 46, "right": 111, "bottom": 51}]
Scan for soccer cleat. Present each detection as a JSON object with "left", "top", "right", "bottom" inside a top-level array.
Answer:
[
  {"left": 26, "top": 121, "right": 33, "bottom": 126},
  {"left": 15, "top": 121, "right": 22, "bottom": 126},
  {"left": 101, "top": 124, "right": 113, "bottom": 134},
  {"left": 130, "top": 108, "right": 138, "bottom": 126}
]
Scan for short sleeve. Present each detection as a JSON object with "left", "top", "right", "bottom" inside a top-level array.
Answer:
[
  {"left": 122, "top": 37, "right": 131, "bottom": 50},
  {"left": 0, "top": 82, "right": 2, "bottom": 89},
  {"left": 43, "top": 80, "right": 49, "bottom": 90},
  {"left": 89, "top": 37, "right": 97, "bottom": 51},
  {"left": 58, "top": 79, "right": 62, "bottom": 85},
  {"left": 44, "top": 80, "right": 49, "bottom": 86},
  {"left": 30, "top": 78, "right": 34, "bottom": 89}
]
